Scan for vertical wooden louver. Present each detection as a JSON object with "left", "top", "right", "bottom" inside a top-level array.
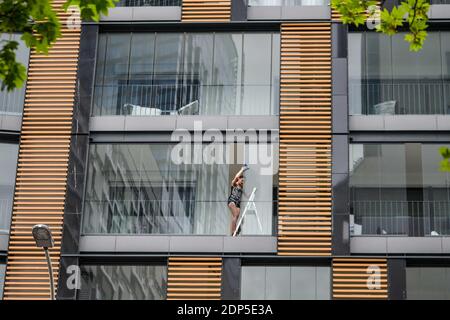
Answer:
[
  {"left": 332, "top": 258, "right": 388, "bottom": 299},
  {"left": 167, "top": 257, "right": 222, "bottom": 300},
  {"left": 181, "top": 0, "right": 231, "bottom": 22},
  {"left": 277, "top": 23, "right": 332, "bottom": 256},
  {"left": 3, "top": 1, "right": 80, "bottom": 300}
]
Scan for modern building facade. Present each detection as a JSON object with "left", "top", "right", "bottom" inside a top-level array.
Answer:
[{"left": 1, "top": 0, "right": 450, "bottom": 300}]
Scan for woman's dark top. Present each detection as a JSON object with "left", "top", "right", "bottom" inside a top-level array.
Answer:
[{"left": 228, "top": 185, "right": 243, "bottom": 208}]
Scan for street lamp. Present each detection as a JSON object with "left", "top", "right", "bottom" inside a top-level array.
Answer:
[{"left": 32, "top": 224, "right": 55, "bottom": 300}]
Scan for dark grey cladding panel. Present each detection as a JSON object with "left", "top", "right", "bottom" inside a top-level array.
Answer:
[
  {"left": 388, "top": 259, "right": 407, "bottom": 300},
  {"left": 332, "top": 214, "right": 350, "bottom": 255},
  {"left": 221, "top": 258, "right": 241, "bottom": 300},
  {"left": 231, "top": 0, "right": 247, "bottom": 21},
  {"left": 332, "top": 23, "right": 347, "bottom": 58},
  {"left": 56, "top": 256, "right": 80, "bottom": 300}
]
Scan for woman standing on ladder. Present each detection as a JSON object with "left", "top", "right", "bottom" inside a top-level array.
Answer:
[{"left": 227, "top": 164, "right": 249, "bottom": 236}]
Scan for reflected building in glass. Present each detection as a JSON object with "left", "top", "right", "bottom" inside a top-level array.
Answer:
[{"left": 2, "top": 0, "right": 450, "bottom": 301}]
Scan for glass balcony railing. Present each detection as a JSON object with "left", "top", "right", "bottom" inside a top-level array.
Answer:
[
  {"left": 351, "top": 200, "right": 450, "bottom": 236},
  {"left": 82, "top": 200, "right": 276, "bottom": 236},
  {"left": 92, "top": 83, "right": 277, "bottom": 116},
  {"left": 349, "top": 80, "right": 450, "bottom": 115},
  {"left": 248, "top": 0, "right": 329, "bottom": 5},
  {"left": 116, "top": 0, "right": 181, "bottom": 6}
]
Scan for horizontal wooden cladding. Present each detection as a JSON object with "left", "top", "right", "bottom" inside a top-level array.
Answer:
[
  {"left": 332, "top": 258, "right": 389, "bottom": 299},
  {"left": 278, "top": 23, "right": 332, "bottom": 257},
  {"left": 331, "top": 2, "right": 381, "bottom": 22},
  {"left": 3, "top": 1, "right": 80, "bottom": 300},
  {"left": 167, "top": 257, "right": 223, "bottom": 300},
  {"left": 181, "top": 0, "right": 231, "bottom": 22}
]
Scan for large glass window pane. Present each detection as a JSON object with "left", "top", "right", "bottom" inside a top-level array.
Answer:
[
  {"left": 83, "top": 142, "right": 278, "bottom": 235},
  {"left": 350, "top": 143, "right": 450, "bottom": 236},
  {"left": 0, "top": 142, "right": 19, "bottom": 234},
  {"left": 241, "top": 266, "right": 331, "bottom": 300},
  {"left": 93, "top": 31, "right": 279, "bottom": 116},
  {"left": 78, "top": 264, "right": 167, "bottom": 300},
  {"left": 349, "top": 31, "right": 450, "bottom": 115},
  {"left": 0, "top": 34, "right": 29, "bottom": 115},
  {"left": 407, "top": 267, "right": 450, "bottom": 300}
]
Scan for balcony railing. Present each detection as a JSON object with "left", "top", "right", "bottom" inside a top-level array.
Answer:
[
  {"left": 116, "top": 0, "right": 181, "bottom": 6},
  {"left": 92, "top": 83, "right": 275, "bottom": 116},
  {"left": 349, "top": 80, "right": 450, "bottom": 115},
  {"left": 82, "top": 199, "right": 275, "bottom": 235},
  {"left": 351, "top": 200, "right": 450, "bottom": 236}
]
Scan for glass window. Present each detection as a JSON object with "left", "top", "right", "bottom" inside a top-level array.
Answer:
[
  {"left": 77, "top": 264, "right": 167, "bottom": 300},
  {"left": 241, "top": 266, "right": 331, "bottom": 300},
  {"left": 0, "top": 34, "right": 29, "bottom": 115},
  {"left": 0, "top": 263, "right": 5, "bottom": 300},
  {"left": 349, "top": 31, "right": 450, "bottom": 115},
  {"left": 0, "top": 142, "right": 19, "bottom": 234},
  {"left": 350, "top": 143, "right": 450, "bottom": 236},
  {"left": 407, "top": 267, "right": 450, "bottom": 300},
  {"left": 93, "top": 32, "right": 280, "bottom": 116},
  {"left": 82, "top": 142, "right": 278, "bottom": 235}
]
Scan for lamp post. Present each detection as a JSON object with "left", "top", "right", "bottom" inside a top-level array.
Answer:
[{"left": 32, "top": 224, "right": 55, "bottom": 300}]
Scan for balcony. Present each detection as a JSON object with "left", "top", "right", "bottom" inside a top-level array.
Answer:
[
  {"left": 351, "top": 200, "right": 450, "bottom": 237},
  {"left": 92, "top": 83, "right": 277, "bottom": 116},
  {"left": 83, "top": 199, "right": 276, "bottom": 236},
  {"left": 349, "top": 80, "right": 450, "bottom": 115}
]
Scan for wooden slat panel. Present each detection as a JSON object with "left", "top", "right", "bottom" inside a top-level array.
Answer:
[
  {"left": 332, "top": 258, "right": 389, "bottom": 299},
  {"left": 181, "top": 0, "right": 231, "bottom": 22},
  {"left": 331, "top": 2, "right": 381, "bottom": 23},
  {"left": 3, "top": 1, "right": 80, "bottom": 300},
  {"left": 277, "top": 23, "right": 332, "bottom": 256},
  {"left": 167, "top": 257, "right": 222, "bottom": 300}
]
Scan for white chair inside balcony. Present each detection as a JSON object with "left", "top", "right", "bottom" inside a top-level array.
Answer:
[
  {"left": 373, "top": 100, "right": 397, "bottom": 115},
  {"left": 177, "top": 100, "right": 199, "bottom": 115},
  {"left": 349, "top": 214, "right": 363, "bottom": 235},
  {"left": 123, "top": 103, "right": 162, "bottom": 116}
]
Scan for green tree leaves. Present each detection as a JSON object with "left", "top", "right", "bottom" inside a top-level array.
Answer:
[
  {"left": 440, "top": 147, "right": 450, "bottom": 172},
  {"left": 331, "top": 0, "right": 430, "bottom": 52},
  {"left": 0, "top": 0, "right": 118, "bottom": 92}
]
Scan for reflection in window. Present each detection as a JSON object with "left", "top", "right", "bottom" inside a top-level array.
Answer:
[
  {"left": 0, "top": 34, "right": 29, "bottom": 115},
  {"left": 248, "top": 0, "right": 329, "bottom": 5},
  {"left": 241, "top": 266, "right": 331, "bottom": 299},
  {"left": 350, "top": 144, "right": 450, "bottom": 236},
  {"left": 407, "top": 267, "right": 450, "bottom": 300},
  {"left": 0, "top": 142, "right": 19, "bottom": 234},
  {"left": 82, "top": 143, "right": 278, "bottom": 235},
  {"left": 0, "top": 263, "right": 5, "bottom": 299},
  {"left": 349, "top": 31, "right": 450, "bottom": 115},
  {"left": 77, "top": 265, "right": 167, "bottom": 300},
  {"left": 92, "top": 32, "right": 280, "bottom": 116}
]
